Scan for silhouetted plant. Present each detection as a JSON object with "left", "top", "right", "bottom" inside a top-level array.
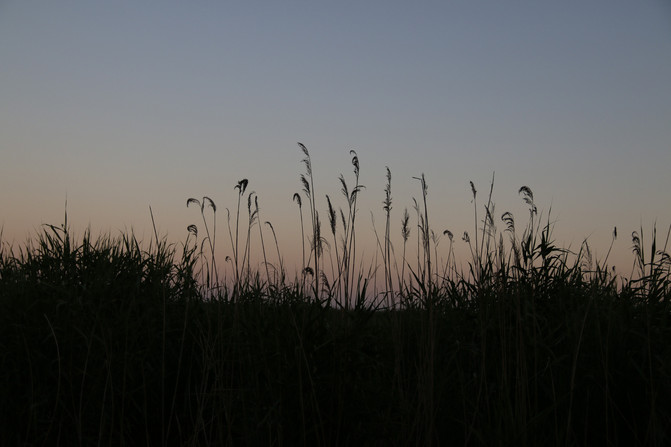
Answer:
[{"left": 2, "top": 147, "right": 669, "bottom": 447}]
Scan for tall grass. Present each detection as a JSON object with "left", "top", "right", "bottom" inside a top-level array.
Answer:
[{"left": 1, "top": 145, "right": 670, "bottom": 446}]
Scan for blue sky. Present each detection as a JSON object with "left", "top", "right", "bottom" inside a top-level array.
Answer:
[{"left": 1, "top": 0, "right": 670, "bottom": 278}]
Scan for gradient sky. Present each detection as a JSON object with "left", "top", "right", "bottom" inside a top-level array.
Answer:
[{"left": 1, "top": 0, "right": 670, "bottom": 280}]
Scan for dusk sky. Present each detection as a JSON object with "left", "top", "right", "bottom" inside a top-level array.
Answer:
[{"left": 1, "top": 0, "right": 670, "bottom": 279}]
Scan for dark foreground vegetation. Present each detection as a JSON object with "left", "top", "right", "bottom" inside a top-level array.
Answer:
[{"left": 2, "top": 146, "right": 670, "bottom": 446}]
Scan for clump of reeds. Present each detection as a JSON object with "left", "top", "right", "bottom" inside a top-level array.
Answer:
[{"left": 1, "top": 145, "right": 669, "bottom": 446}]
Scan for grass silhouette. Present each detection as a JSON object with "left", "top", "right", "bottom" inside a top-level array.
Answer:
[{"left": 1, "top": 144, "right": 670, "bottom": 446}]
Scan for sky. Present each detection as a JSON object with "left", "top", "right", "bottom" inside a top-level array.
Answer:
[{"left": 1, "top": 0, "right": 670, "bottom": 281}]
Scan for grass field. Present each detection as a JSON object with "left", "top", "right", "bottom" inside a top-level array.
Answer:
[{"left": 1, "top": 145, "right": 670, "bottom": 446}]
